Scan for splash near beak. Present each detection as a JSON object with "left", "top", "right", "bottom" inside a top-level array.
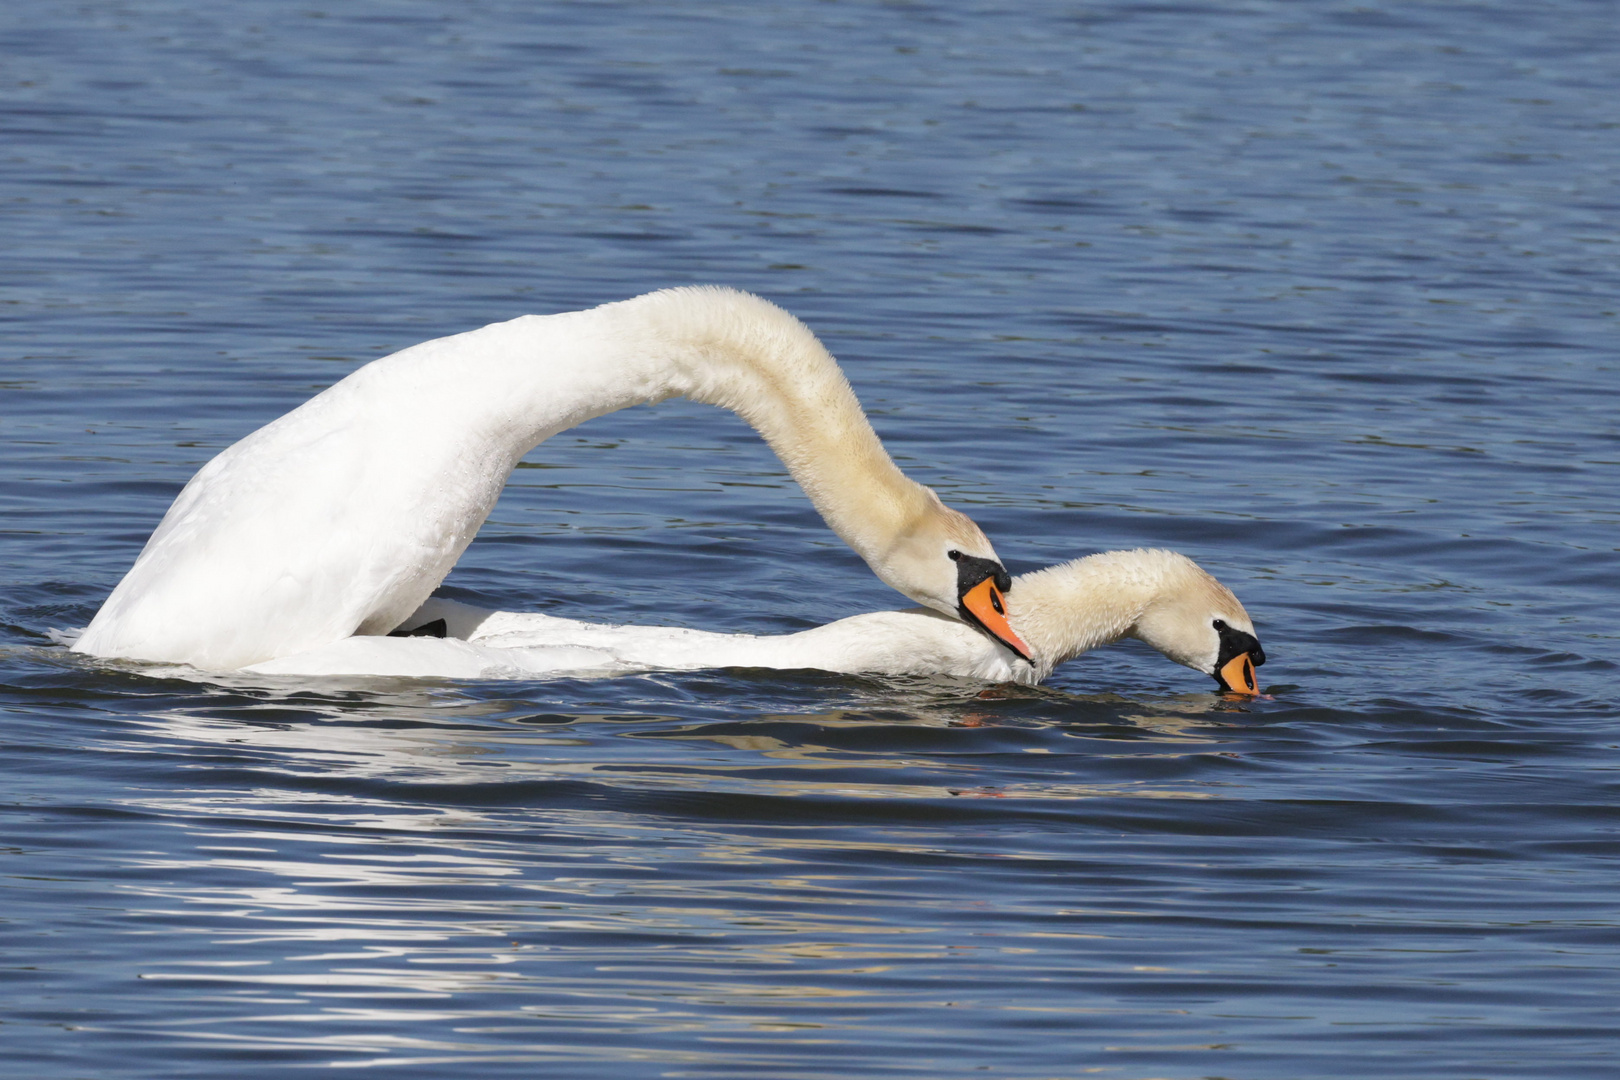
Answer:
[
  {"left": 959, "top": 576, "right": 1034, "bottom": 663},
  {"left": 1217, "top": 651, "right": 1259, "bottom": 695}
]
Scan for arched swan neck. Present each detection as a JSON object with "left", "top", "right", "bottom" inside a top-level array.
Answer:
[
  {"left": 1009, "top": 553, "right": 1153, "bottom": 671},
  {"left": 599, "top": 287, "right": 935, "bottom": 566}
]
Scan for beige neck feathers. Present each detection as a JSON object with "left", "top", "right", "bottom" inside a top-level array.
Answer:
[
  {"left": 1010, "top": 550, "right": 1189, "bottom": 670},
  {"left": 617, "top": 287, "right": 934, "bottom": 566}
]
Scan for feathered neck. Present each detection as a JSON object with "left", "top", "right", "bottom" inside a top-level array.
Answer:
[
  {"left": 612, "top": 287, "right": 939, "bottom": 557},
  {"left": 1007, "top": 549, "right": 1225, "bottom": 678}
]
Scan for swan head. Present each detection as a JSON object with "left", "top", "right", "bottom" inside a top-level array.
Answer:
[
  {"left": 1130, "top": 560, "right": 1266, "bottom": 694},
  {"left": 1009, "top": 549, "right": 1265, "bottom": 693},
  {"left": 876, "top": 492, "right": 1032, "bottom": 663}
]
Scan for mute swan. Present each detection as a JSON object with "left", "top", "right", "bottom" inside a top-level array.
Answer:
[
  {"left": 245, "top": 548, "right": 1267, "bottom": 694},
  {"left": 73, "top": 287, "right": 1028, "bottom": 669}
]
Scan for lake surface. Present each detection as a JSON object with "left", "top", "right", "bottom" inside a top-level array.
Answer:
[{"left": 4, "top": 2, "right": 1619, "bottom": 1077}]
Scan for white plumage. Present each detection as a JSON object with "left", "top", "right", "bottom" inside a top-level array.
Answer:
[{"left": 73, "top": 288, "right": 1005, "bottom": 669}]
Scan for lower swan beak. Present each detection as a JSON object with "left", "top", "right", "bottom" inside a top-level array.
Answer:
[
  {"left": 1216, "top": 651, "right": 1259, "bottom": 695},
  {"left": 959, "top": 576, "right": 1034, "bottom": 663}
]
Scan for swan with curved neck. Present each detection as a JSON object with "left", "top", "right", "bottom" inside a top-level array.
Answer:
[
  {"left": 72, "top": 287, "right": 1027, "bottom": 669},
  {"left": 245, "top": 547, "right": 1266, "bottom": 692}
]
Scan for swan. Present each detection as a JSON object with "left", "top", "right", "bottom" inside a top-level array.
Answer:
[
  {"left": 243, "top": 548, "right": 1266, "bottom": 694},
  {"left": 72, "top": 287, "right": 1029, "bottom": 670}
]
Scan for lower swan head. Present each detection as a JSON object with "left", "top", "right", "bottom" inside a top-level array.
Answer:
[{"left": 1007, "top": 549, "right": 1266, "bottom": 693}]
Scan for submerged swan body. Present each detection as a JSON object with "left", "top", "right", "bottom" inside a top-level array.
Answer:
[
  {"left": 73, "top": 288, "right": 1025, "bottom": 670},
  {"left": 245, "top": 548, "right": 1265, "bottom": 691}
]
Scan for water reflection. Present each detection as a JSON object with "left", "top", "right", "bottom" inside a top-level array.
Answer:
[
  {"left": 120, "top": 678, "right": 1250, "bottom": 799},
  {"left": 15, "top": 639, "right": 1612, "bottom": 1076},
  {"left": 83, "top": 687, "right": 1269, "bottom": 1069}
]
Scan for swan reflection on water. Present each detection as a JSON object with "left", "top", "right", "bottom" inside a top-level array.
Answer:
[
  {"left": 82, "top": 670, "right": 1257, "bottom": 1066},
  {"left": 108, "top": 675, "right": 1253, "bottom": 805}
]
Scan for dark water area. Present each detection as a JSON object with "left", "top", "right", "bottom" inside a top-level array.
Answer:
[{"left": 4, "top": 2, "right": 1619, "bottom": 1077}]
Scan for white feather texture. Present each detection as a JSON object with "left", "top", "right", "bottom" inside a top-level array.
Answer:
[{"left": 72, "top": 288, "right": 1002, "bottom": 669}]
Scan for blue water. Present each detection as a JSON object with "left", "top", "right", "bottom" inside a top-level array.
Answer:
[{"left": 4, "top": 2, "right": 1619, "bottom": 1076}]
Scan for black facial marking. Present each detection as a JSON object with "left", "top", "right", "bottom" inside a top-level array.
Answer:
[
  {"left": 1212, "top": 618, "right": 1265, "bottom": 687},
  {"left": 953, "top": 552, "right": 1012, "bottom": 602},
  {"left": 951, "top": 551, "right": 1029, "bottom": 662},
  {"left": 388, "top": 617, "right": 447, "bottom": 639}
]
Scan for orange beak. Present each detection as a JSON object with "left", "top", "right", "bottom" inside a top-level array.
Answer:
[
  {"left": 1217, "top": 651, "right": 1259, "bottom": 696},
  {"left": 959, "top": 577, "right": 1033, "bottom": 663}
]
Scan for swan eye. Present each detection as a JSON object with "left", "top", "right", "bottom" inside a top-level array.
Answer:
[
  {"left": 1212, "top": 618, "right": 1228, "bottom": 631},
  {"left": 947, "top": 549, "right": 962, "bottom": 561}
]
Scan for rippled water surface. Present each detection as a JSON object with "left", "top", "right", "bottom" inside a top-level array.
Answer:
[{"left": 4, "top": 2, "right": 1619, "bottom": 1077}]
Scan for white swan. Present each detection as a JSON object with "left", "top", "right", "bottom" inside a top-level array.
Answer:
[
  {"left": 73, "top": 287, "right": 1029, "bottom": 670},
  {"left": 244, "top": 548, "right": 1266, "bottom": 694}
]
